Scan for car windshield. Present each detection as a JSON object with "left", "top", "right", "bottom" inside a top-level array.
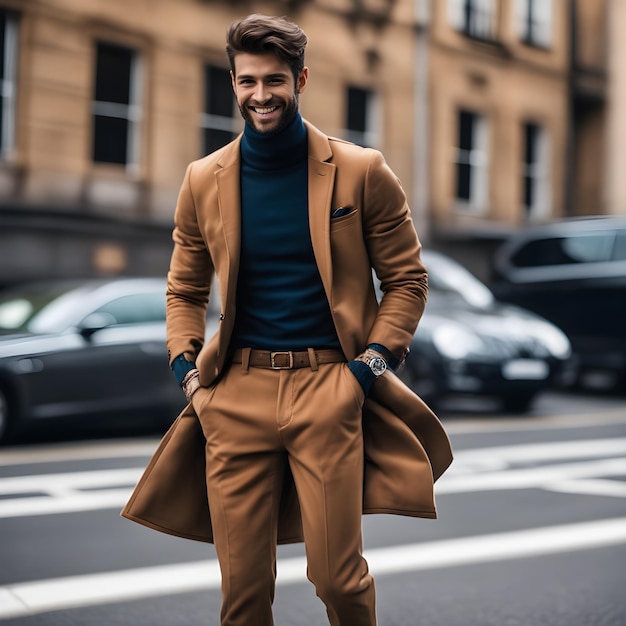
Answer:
[
  {"left": 0, "top": 285, "right": 76, "bottom": 332},
  {"left": 425, "top": 254, "right": 495, "bottom": 309}
]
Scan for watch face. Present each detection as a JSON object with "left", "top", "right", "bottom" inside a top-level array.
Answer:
[{"left": 370, "top": 356, "right": 387, "bottom": 376}]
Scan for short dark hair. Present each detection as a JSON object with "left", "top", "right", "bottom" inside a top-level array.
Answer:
[{"left": 226, "top": 14, "right": 308, "bottom": 83}]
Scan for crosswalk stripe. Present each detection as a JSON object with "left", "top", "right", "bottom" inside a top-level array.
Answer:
[
  {"left": 1, "top": 517, "right": 625, "bottom": 620},
  {"left": 1, "top": 438, "right": 625, "bottom": 518}
]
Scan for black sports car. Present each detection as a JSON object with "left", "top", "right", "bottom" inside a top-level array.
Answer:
[{"left": 397, "top": 251, "right": 574, "bottom": 413}]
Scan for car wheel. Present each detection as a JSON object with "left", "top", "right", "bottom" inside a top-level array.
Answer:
[{"left": 500, "top": 393, "right": 536, "bottom": 414}]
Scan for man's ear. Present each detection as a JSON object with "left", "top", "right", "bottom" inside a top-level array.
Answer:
[
  {"left": 297, "top": 67, "right": 309, "bottom": 94},
  {"left": 230, "top": 70, "right": 236, "bottom": 93}
]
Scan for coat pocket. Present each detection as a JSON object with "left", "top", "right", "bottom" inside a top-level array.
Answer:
[{"left": 330, "top": 206, "right": 359, "bottom": 231}]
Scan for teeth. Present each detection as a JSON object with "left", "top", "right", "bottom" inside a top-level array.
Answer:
[{"left": 254, "top": 106, "right": 277, "bottom": 114}]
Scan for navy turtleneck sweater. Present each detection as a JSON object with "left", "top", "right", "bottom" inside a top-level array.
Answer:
[{"left": 231, "top": 113, "right": 341, "bottom": 352}]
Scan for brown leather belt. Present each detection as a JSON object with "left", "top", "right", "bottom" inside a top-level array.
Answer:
[{"left": 231, "top": 348, "right": 345, "bottom": 370}]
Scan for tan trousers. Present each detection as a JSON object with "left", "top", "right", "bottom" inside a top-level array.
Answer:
[{"left": 192, "top": 357, "right": 377, "bottom": 626}]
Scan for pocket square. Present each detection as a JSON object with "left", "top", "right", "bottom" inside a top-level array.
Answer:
[{"left": 331, "top": 206, "right": 354, "bottom": 218}]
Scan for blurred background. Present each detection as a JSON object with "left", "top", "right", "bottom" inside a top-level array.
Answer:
[
  {"left": 1, "top": 4, "right": 626, "bottom": 625},
  {"left": 0, "top": 0, "right": 625, "bottom": 439},
  {"left": 0, "top": 0, "right": 624, "bottom": 285}
]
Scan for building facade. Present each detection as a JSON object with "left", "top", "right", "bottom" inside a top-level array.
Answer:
[
  {"left": 426, "top": 0, "right": 571, "bottom": 273},
  {"left": 0, "top": 0, "right": 621, "bottom": 286},
  {"left": 0, "top": 0, "right": 421, "bottom": 286}
]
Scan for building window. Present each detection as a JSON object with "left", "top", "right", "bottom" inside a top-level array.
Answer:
[
  {"left": 454, "top": 109, "right": 488, "bottom": 211},
  {"left": 200, "top": 65, "right": 237, "bottom": 155},
  {"left": 0, "top": 10, "right": 19, "bottom": 159},
  {"left": 522, "top": 122, "right": 550, "bottom": 219},
  {"left": 513, "top": 0, "right": 553, "bottom": 48},
  {"left": 345, "top": 86, "right": 378, "bottom": 148},
  {"left": 92, "top": 42, "right": 142, "bottom": 169},
  {"left": 449, "top": 0, "right": 495, "bottom": 40}
]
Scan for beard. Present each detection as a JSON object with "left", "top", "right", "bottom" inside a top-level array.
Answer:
[{"left": 239, "top": 92, "right": 300, "bottom": 136}]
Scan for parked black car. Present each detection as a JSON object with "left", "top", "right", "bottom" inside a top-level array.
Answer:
[
  {"left": 490, "top": 216, "right": 626, "bottom": 391},
  {"left": 0, "top": 259, "right": 572, "bottom": 442},
  {"left": 397, "top": 251, "right": 573, "bottom": 413},
  {"left": 0, "top": 278, "right": 196, "bottom": 443}
]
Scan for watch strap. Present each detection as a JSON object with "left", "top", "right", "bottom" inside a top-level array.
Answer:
[{"left": 366, "top": 343, "right": 400, "bottom": 370}]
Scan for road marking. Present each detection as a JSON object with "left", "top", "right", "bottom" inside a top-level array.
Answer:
[
  {"left": 0, "top": 441, "right": 158, "bottom": 467},
  {"left": 444, "top": 408, "right": 626, "bottom": 434},
  {"left": 0, "top": 517, "right": 625, "bottom": 620},
  {"left": 0, "top": 468, "right": 141, "bottom": 518},
  {"left": 449, "top": 438, "right": 626, "bottom": 472},
  {"left": 0, "top": 468, "right": 140, "bottom": 494},
  {"left": 0, "top": 438, "right": 624, "bottom": 518},
  {"left": 437, "top": 458, "right": 626, "bottom": 494},
  {"left": 545, "top": 478, "right": 626, "bottom": 498}
]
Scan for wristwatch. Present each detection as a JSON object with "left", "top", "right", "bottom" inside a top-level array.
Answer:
[{"left": 355, "top": 349, "right": 388, "bottom": 377}]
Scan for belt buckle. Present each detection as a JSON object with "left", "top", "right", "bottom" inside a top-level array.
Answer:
[{"left": 270, "top": 351, "right": 294, "bottom": 369}]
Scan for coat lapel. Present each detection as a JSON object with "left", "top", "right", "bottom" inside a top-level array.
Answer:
[
  {"left": 305, "top": 121, "right": 336, "bottom": 302},
  {"left": 215, "top": 138, "right": 243, "bottom": 308}
]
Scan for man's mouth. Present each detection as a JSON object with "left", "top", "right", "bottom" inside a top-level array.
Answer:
[{"left": 252, "top": 105, "right": 279, "bottom": 115}]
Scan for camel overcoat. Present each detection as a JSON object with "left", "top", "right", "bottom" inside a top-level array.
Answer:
[{"left": 121, "top": 120, "right": 453, "bottom": 544}]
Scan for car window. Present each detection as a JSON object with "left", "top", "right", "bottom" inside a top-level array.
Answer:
[
  {"left": 91, "top": 293, "right": 166, "bottom": 325},
  {"left": 612, "top": 231, "right": 626, "bottom": 261},
  {"left": 511, "top": 234, "right": 612, "bottom": 267},
  {"left": 425, "top": 254, "right": 494, "bottom": 308},
  {"left": 562, "top": 234, "right": 612, "bottom": 263},
  {"left": 0, "top": 285, "right": 80, "bottom": 332}
]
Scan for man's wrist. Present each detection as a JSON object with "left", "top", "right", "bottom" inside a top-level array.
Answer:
[
  {"left": 172, "top": 353, "right": 197, "bottom": 386},
  {"left": 366, "top": 343, "right": 399, "bottom": 370},
  {"left": 355, "top": 348, "right": 388, "bottom": 377},
  {"left": 181, "top": 368, "right": 201, "bottom": 402}
]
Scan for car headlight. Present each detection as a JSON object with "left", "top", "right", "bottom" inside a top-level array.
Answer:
[
  {"left": 432, "top": 323, "right": 488, "bottom": 359},
  {"left": 525, "top": 320, "right": 572, "bottom": 359}
]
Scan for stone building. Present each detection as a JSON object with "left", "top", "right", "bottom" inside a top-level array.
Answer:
[{"left": 0, "top": 0, "right": 621, "bottom": 286}]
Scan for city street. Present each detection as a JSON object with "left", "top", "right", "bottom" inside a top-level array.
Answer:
[{"left": 0, "top": 390, "right": 625, "bottom": 626}]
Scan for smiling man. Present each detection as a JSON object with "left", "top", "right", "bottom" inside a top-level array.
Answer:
[
  {"left": 122, "top": 13, "right": 452, "bottom": 626},
  {"left": 231, "top": 52, "right": 306, "bottom": 135}
]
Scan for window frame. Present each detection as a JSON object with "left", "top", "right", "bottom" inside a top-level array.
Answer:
[
  {"left": 91, "top": 41, "right": 143, "bottom": 172},
  {"left": 453, "top": 108, "right": 489, "bottom": 213},
  {"left": 199, "top": 64, "right": 238, "bottom": 156},
  {"left": 448, "top": 0, "right": 496, "bottom": 41},
  {"left": 344, "top": 85, "right": 380, "bottom": 148},
  {"left": 513, "top": 0, "right": 553, "bottom": 48},
  {"left": 522, "top": 120, "right": 551, "bottom": 221},
  {"left": 0, "top": 10, "right": 19, "bottom": 160}
]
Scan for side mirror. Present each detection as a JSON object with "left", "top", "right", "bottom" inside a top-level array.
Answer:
[{"left": 77, "top": 312, "right": 116, "bottom": 339}]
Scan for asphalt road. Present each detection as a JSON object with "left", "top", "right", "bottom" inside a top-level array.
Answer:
[{"left": 0, "top": 390, "right": 625, "bottom": 626}]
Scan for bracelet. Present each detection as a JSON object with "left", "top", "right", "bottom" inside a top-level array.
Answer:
[
  {"left": 181, "top": 369, "right": 201, "bottom": 402},
  {"left": 180, "top": 368, "right": 199, "bottom": 388}
]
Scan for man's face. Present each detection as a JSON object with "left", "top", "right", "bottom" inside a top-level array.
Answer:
[{"left": 231, "top": 52, "right": 308, "bottom": 135}]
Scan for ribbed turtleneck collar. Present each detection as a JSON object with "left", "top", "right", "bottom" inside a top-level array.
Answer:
[{"left": 241, "top": 112, "right": 307, "bottom": 171}]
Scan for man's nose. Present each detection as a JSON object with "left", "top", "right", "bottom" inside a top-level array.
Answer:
[{"left": 253, "top": 83, "right": 271, "bottom": 103}]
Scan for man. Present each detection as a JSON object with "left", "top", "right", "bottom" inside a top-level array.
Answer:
[{"left": 122, "top": 13, "right": 452, "bottom": 626}]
